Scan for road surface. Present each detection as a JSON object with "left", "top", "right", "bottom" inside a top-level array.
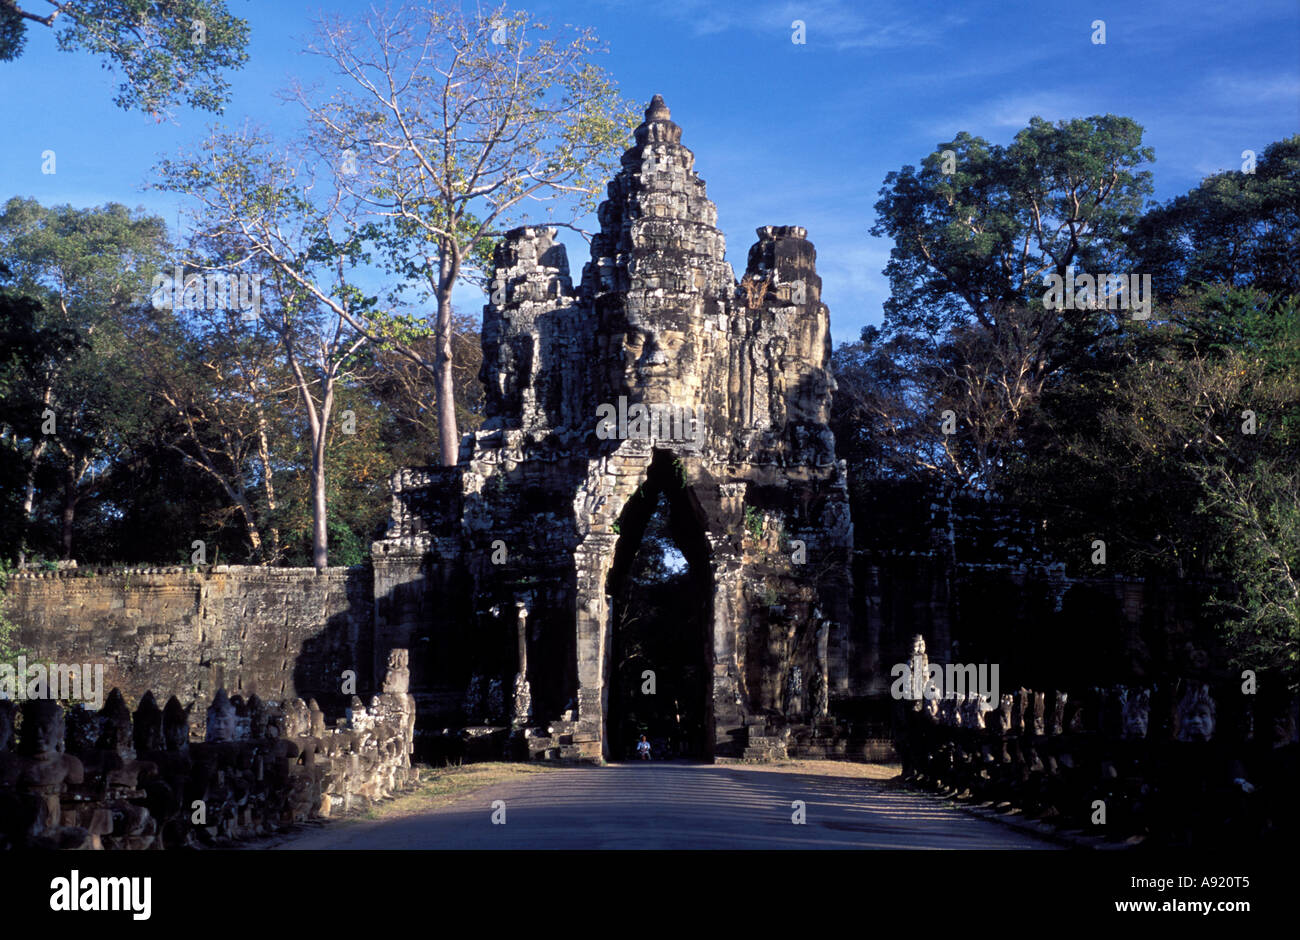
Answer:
[{"left": 273, "top": 762, "right": 1058, "bottom": 850}]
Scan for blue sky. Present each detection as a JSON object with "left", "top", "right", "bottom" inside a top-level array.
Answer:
[{"left": 2, "top": 0, "right": 1296, "bottom": 344}]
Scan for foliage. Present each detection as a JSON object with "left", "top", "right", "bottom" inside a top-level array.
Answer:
[
  {"left": 0, "top": 199, "right": 169, "bottom": 561},
  {"left": 1, "top": 0, "right": 249, "bottom": 115},
  {"left": 867, "top": 115, "right": 1154, "bottom": 488},
  {"left": 0, "top": 560, "right": 29, "bottom": 665},
  {"left": 854, "top": 119, "right": 1299, "bottom": 688},
  {"left": 1132, "top": 135, "right": 1300, "bottom": 302}
]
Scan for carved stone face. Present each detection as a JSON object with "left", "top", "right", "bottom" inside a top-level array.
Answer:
[
  {"left": 1122, "top": 691, "right": 1150, "bottom": 740},
  {"left": 98, "top": 688, "right": 133, "bottom": 753},
  {"left": 622, "top": 324, "right": 693, "bottom": 392},
  {"left": 206, "top": 690, "right": 237, "bottom": 743},
  {"left": 23, "top": 699, "right": 64, "bottom": 757},
  {"left": 1180, "top": 703, "right": 1215, "bottom": 742},
  {"left": 163, "top": 697, "right": 190, "bottom": 751}
]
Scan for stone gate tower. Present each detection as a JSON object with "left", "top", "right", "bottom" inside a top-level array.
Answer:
[{"left": 372, "top": 96, "right": 853, "bottom": 761}]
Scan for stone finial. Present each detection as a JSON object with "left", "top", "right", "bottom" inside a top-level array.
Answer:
[
  {"left": 757, "top": 225, "right": 808, "bottom": 241},
  {"left": 162, "top": 696, "right": 190, "bottom": 751},
  {"left": 633, "top": 94, "right": 682, "bottom": 146},
  {"left": 205, "top": 688, "right": 237, "bottom": 743},
  {"left": 645, "top": 94, "right": 670, "bottom": 122},
  {"left": 134, "top": 692, "right": 164, "bottom": 753}
]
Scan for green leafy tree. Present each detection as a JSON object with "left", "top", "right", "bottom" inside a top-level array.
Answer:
[
  {"left": 0, "top": 198, "right": 168, "bottom": 560},
  {"left": 1132, "top": 135, "right": 1300, "bottom": 302},
  {"left": 0, "top": 270, "right": 79, "bottom": 562},
  {"left": 869, "top": 115, "right": 1155, "bottom": 486},
  {"left": 0, "top": 0, "right": 249, "bottom": 116}
]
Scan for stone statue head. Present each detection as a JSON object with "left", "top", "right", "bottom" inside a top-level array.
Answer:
[
  {"left": 21, "top": 698, "right": 64, "bottom": 757},
  {"left": 1175, "top": 684, "right": 1216, "bottom": 742},
  {"left": 205, "top": 688, "right": 237, "bottom": 743},
  {"left": 1066, "top": 699, "right": 1087, "bottom": 734},
  {"left": 283, "top": 698, "right": 310, "bottom": 738},
  {"left": 996, "top": 694, "right": 1014, "bottom": 733},
  {"left": 162, "top": 697, "right": 191, "bottom": 751},
  {"left": 1121, "top": 687, "right": 1151, "bottom": 740},
  {"left": 307, "top": 699, "right": 326, "bottom": 738},
  {"left": 96, "top": 688, "right": 134, "bottom": 754},
  {"left": 1030, "top": 691, "right": 1046, "bottom": 736},
  {"left": 382, "top": 648, "right": 411, "bottom": 695},
  {"left": 134, "top": 691, "right": 164, "bottom": 753},
  {"left": 1050, "top": 691, "right": 1068, "bottom": 736},
  {"left": 959, "top": 693, "right": 981, "bottom": 729},
  {"left": 1011, "top": 688, "right": 1029, "bottom": 733},
  {"left": 941, "top": 695, "right": 959, "bottom": 727}
]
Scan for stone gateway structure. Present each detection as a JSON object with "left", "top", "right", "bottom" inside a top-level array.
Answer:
[{"left": 372, "top": 96, "right": 854, "bottom": 761}]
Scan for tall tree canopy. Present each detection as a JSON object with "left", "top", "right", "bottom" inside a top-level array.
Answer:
[{"left": 0, "top": 0, "right": 249, "bottom": 116}]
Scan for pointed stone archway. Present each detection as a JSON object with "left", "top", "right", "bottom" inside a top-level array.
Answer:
[{"left": 597, "top": 448, "right": 713, "bottom": 760}]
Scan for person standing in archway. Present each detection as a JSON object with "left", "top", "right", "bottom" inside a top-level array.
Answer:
[{"left": 637, "top": 734, "right": 652, "bottom": 760}]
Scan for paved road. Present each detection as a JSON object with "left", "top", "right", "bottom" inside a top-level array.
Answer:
[{"left": 275, "top": 764, "right": 1057, "bottom": 849}]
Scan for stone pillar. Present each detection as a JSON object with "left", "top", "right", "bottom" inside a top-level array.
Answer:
[{"left": 512, "top": 602, "right": 532, "bottom": 726}]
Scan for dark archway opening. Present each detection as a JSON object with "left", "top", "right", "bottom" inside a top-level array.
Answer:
[{"left": 604, "top": 449, "right": 713, "bottom": 761}]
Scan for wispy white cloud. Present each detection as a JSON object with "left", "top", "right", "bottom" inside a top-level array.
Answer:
[
  {"left": 917, "top": 92, "right": 1092, "bottom": 141},
  {"left": 630, "top": 0, "right": 965, "bottom": 51},
  {"left": 1204, "top": 71, "right": 1300, "bottom": 104}
]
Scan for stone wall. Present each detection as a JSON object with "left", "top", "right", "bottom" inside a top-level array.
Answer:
[{"left": 5, "top": 565, "right": 374, "bottom": 711}]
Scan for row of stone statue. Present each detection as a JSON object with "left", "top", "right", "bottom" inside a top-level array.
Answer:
[
  {"left": 0, "top": 650, "right": 417, "bottom": 850},
  {"left": 908, "top": 683, "right": 1222, "bottom": 741},
  {"left": 894, "top": 677, "right": 1298, "bottom": 846}
]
